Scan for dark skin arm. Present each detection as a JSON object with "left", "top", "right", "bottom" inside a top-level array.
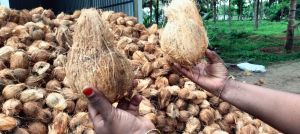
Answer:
[{"left": 173, "top": 49, "right": 300, "bottom": 134}]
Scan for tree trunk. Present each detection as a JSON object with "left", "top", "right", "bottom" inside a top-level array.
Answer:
[
  {"left": 223, "top": 1, "right": 226, "bottom": 20},
  {"left": 268, "top": 0, "right": 275, "bottom": 6},
  {"left": 213, "top": 0, "right": 217, "bottom": 22},
  {"left": 150, "top": 0, "right": 153, "bottom": 24},
  {"left": 228, "top": 0, "right": 231, "bottom": 23},
  {"left": 285, "top": 0, "right": 297, "bottom": 52},
  {"left": 155, "top": 0, "right": 159, "bottom": 24},
  {"left": 254, "top": 0, "right": 259, "bottom": 30},
  {"left": 260, "top": 0, "right": 263, "bottom": 20}
]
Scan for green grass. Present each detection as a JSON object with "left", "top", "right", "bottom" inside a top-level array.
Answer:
[{"left": 205, "top": 20, "right": 300, "bottom": 65}]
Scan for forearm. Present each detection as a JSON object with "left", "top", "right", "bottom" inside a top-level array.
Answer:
[{"left": 221, "top": 80, "right": 300, "bottom": 134}]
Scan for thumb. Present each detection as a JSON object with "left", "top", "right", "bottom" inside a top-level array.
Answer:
[{"left": 83, "top": 87, "right": 114, "bottom": 120}]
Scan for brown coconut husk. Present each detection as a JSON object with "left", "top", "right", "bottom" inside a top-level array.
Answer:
[
  {"left": 66, "top": 9, "right": 133, "bottom": 103},
  {"left": 160, "top": 0, "right": 208, "bottom": 66}
]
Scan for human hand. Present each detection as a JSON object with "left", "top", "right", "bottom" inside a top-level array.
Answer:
[
  {"left": 83, "top": 87, "right": 155, "bottom": 134},
  {"left": 173, "top": 49, "right": 228, "bottom": 95}
]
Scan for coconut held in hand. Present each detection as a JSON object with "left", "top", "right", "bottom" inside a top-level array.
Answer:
[
  {"left": 66, "top": 9, "right": 134, "bottom": 103},
  {"left": 160, "top": 0, "right": 208, "bottom": 66}
]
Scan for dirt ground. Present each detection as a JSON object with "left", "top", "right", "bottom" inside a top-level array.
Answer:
[{"left": 229, "top": 60, "right": 300, "bottom": 93}]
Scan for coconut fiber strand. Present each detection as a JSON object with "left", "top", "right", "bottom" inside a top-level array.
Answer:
[
  {"left": 160, "top": 0, "right": 208, "bottom": 66},
  {"left": 66, "top": 9, "right": 133, "bottom": 103}
]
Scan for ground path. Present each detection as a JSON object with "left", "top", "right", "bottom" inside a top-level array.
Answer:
[{"left": 229, "top": 60, "right": 300, "bottom": 93}]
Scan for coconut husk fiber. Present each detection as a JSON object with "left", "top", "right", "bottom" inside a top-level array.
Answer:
[
  {"left": 160, "top": 0, "right": 208, "bottom": 66},
  {"left": 65, "top": 9, "right": 134, "bottom": 103}
]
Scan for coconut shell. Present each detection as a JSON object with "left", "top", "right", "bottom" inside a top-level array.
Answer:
[
  {"left": 30, "top": 49, "right": 51, "bottom": 62},
  {"left": 69, "top": 112, "right": 93, "bottom": 130},
  {"left": 239, "top": 124, "right": 258, "bottom": 134},
  {"left": 168, "top": 73, "right": 180, "bottom": 86},
  {"left": 28, "top": 122, "right": 47, "bottom": 134},
  {"left": 139, "top": 98, "right": 155, "bottom": 115},
  {"left": 66, "top": 9, "right": 133, "bottom": 103},
  {"left": 0, "top": 113, "right": 18, "bottom": 131},
  {"left": 53, "top": 54, "right": 67, "bottom": 67},
  {"left": 46, "top": 79, "right": 61, "bottom": 92},
  {"left": 25, "top": 74, "right": 47, "bottom": 87},
  {"left": 178, "top": 110, "right": 190, "bottom": 122},
  {"left": 23, "top": 101, "right": 41, "bottom": 117},
  {"left": 61, "top": 87, "right": 79, "bottom": 100},
  {"left": 2, "top": 99, "right": 22, "bottom": 116}
]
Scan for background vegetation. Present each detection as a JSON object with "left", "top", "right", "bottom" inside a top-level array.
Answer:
[{"left": 142, "top": 0, "right": 300, "bottom": 65}]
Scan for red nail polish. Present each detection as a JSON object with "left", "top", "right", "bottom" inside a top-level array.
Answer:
[{"left": 83, "top": 88, "right": 93, "bottom": 96}]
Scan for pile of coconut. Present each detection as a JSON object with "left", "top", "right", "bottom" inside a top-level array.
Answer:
[{"left": 0, "top": 1, "right": 280, "bottom": 134}]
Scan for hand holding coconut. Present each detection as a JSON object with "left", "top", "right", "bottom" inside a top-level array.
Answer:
[
  {"left": 82, "top": 87, "right": 156, "bottom": 134},
  {"left": 173, "top": 49, "right": 228, "bottom": 96}
]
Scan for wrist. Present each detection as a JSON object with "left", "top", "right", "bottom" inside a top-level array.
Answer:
[{"left": 220, "top": 79, "right": 239, "bottom": 99}]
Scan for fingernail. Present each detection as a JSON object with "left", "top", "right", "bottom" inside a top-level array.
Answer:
[{"left": 83, "top": 88, "right": 94, "bottom": 97}]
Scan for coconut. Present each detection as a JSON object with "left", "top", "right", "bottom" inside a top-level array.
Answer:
[
  {"left": 166, "top": 103, "right": 179, "bottom": 119},
  {"left": 178, "top": 110, "right": 190, "bottom": 122},
  {"left": 0, "top": 46, "right": 15, "bottom": 62},
  {"left": 61, "top": 87, "right": 79, "bottom": 100},
  {"left": 11, "top": 68, "right": 29, "bottom": 82},
  {"left": 46, "top": 93, "right": 67, "bottom": 110},
  {"left": 2, "top": 99, "right": 22, "bottom": 116},
  {"left": 175, "top": 99, "right": 187, "bottom": 110},
  {"left": 13, "top": 127, "right": 29, "bottom": 134},
  {"left": 168, "top": 73, "right": 180, "bottom": 86},
  {"left": 69, "top": 112, "right": 93, "bottom": 131},
  {"left": 158, "top": 87, "right": 171, "bottom": 109},
  {"left": 46, "top": 79, "right": 61, "bottom": 92},
  {"left": 23, "top": 101, "right": 41, "bottom": 117},
  {"left": 53, "top": 54, "right": 67, "bottom": 67},
  {"left": 203, "top": 123, "right": 221, "bottom": 134},
  {"left": 224, "top": 112, "right": 238, "bottom": 124},
  {"left": 75, "top": 98, "right": 88, "bottom": 112},
  {"left": 155, "top": 77, "right": 169, "bottom": 89},
  {"left": 25, "top": 74, "right": 47, "bottom": 87},
  {"left": 200, "top": 108, "right": 215, "bottom": 125},
  {"left": 139, "top": 98, "right": 155, "bottom": 115},
  {"left": 218, "top": 102, "right": 231, "bottom": 115},
  {"left": 239, "top": 124, "right": 258, "bottom": 134},
  {"left": 66, "top": 9, "right": 133, "bottom": 103},
  {"left": 49, "top": 112, "right": 69, "bottom": 134},
  {"left": 2, "top": 83, "right": 26, "bottom": 99},
  {"left": 141, "top": 61, "right": 153, "bottom": 77},
  {"left": 187, "top": 104, "right": 200, "bottom": 116},
  {"left": 143, "top": 113, "right": 157, "bottom": 124},
  {"left": 200, "top": 100, "right": 211, "bottom": 109},
  {"left": 184, "top": 117, "right": 201, "bottom": 133},
  {"left": 192, "top": 90, "right": 207, "bottom": 104},
  {"left": 32, "top": 61, "right": 50, "bottom": 75},
  {"left": 0, "top": 113, "right": 18, "bottom": 131},
  {"left": 20, "top": 89, "right": 44, "bottom": 102},
  {"left": 28, "top": 122, "right": 47, "bottom": 134},
  {"left": 160, "top": 0, "right": 208, "bottom": 66},
  {"left": 156, "top": 112, "right": 167, "bottom": 128},
  {"left": 65, "top": 100, "right": 76, "bottom": 114},
  {"left": 30, "top": 49, "right": 52, "bottom": 62}
]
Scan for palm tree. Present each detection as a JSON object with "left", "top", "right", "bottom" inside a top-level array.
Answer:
[{"left": 285, "top": 0, "right": 297, "bottom": 52}]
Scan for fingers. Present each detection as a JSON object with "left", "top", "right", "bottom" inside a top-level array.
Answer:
[
  {"left": 127, "top": 95, "right": 143, "bottom": 116},
  {"left": 206, "top": 49, "right": 224, "bottom": 64},
  {"left": 117, "top": 98, "right": 130, "bottom": 110},
  {"left": 83, "top": 87, "right": 114, "bottom": 120},
  {"left": 172, "top": 63, "right": 193, "bottom": 79}
]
